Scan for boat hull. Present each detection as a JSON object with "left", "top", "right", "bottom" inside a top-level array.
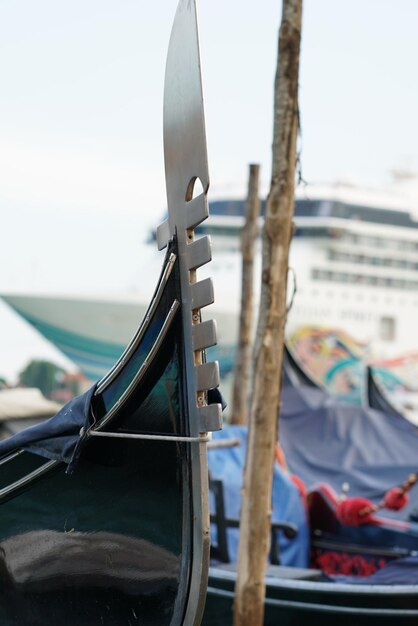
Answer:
[
  {"left": 1, "top": 293, "right": 237, "bottom": 381},
  {"left": 204, "top": 566, "right": 418, "bottom": 625},
  {"left": 0, "top": 440, "right": 188, "bottom": 625},
  {"left": 0, "top": 237, "right": 222, "bottom": 625}
]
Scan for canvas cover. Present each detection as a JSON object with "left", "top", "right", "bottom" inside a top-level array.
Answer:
[
  {"left": 0, "top": 385, "right": 225, "bottom": 474},
  {"left": 208, "top": 425, "right": 310, "bottom": 568},
  {"left": 279, "top": 385, "right": 418, "bottom": 519},
  {"left": 0, "top": 385, "right": 96, "bottom": 471}
]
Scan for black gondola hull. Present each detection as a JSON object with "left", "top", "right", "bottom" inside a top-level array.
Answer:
[{"left": 204, "top": 566, "right": 418, "bottom": 625}]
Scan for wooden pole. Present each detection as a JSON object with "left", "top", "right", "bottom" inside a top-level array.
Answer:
[
  {"left": 230, "top": 163, "right": 260, "bottom": 425},
  {"left": 233, "top": 0, "right": 302, "bottom": 624}
]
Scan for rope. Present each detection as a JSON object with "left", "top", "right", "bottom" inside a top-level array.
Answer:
[{"left": 359, "top": 473, "right": 418, "bottom": 517}]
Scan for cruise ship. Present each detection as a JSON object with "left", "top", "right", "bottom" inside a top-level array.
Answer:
[{"left": 3, "top": 183, "right": 418, "bottom": 393}]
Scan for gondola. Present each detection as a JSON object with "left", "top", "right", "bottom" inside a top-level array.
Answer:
[
  {"left": 284, "top": 339, "right": 418, "bottom": 430},
  {"left": 0, "top": 1, "right": 222, "bottom": 625},
  {"left": 202, "top": 402, "right": 418, "bottom": 626},
  {"left": 366, "top": 364, "right": 407, "bottom": 418},
  {"left": 285, "top": 338, "right": 418, "bottom": 421},
  {"left": 283, "top": 343, "right": 322, "bottom": 390},
  {"left": 205, "top": 561, "right": 418, "bottom": 626},
  {"left": 204, "top": 461, "right": 418, "bottom": 624}
]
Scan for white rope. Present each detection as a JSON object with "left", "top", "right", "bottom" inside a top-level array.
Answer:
[{"left": 89, "top": 430, "right": 210, "bottom": 443}]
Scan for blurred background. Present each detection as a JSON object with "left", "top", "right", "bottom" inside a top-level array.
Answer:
[{"left": 1, "top": 0, "right": 417, "bottom": 403}]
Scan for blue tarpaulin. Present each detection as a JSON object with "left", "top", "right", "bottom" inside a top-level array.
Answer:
[
  {"left": 0, "top": 385, "right": 225, "bottom": 474},
  {"left": 0, "top": 385, "right": 95, "bottom": 472},
  {"left": 208, "top": 425, "right": 310, "bottom": 568},
  {"left": 279, "top": 385, "right": 418, "bottom": 519}
]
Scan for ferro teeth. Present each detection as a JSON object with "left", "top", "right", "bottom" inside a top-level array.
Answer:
[
  {"left": 190, "top": 278, "right": 214, "bottom": 310},
  {"left": 185, "top": 236, "right": 211, "bottom": 270},
  {"left": 156, "top": 219, "right": 171, "bottom": 250},
  {"left": 185, "top": 194, "right": 208, "bottom": 229},
  {"left": 195, "top": 361, "right": 220, "bottom": 392},
  {"left": 192, "top": 320, "right": 217, "bottom": 351},
  {"left": 198, "top": 404, "right": 222, "bottom": 433}
]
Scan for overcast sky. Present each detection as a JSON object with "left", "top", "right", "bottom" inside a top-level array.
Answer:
[{"left": 1, "top": 0, "right": 418, "bottom": 379}]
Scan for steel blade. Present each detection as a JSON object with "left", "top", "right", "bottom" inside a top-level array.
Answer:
[{"left": 162, "top": 0, "right": 209, "bottom": 242}]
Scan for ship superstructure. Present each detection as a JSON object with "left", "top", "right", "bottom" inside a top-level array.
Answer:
[
  {"left": 203, "top": 187, "right": 418, "bottom": 359},
  {"left": 3, "top": 184, "right": 418, "bottom": 383}
]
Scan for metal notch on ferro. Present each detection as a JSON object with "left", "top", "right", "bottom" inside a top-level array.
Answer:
[
  {"left": 198, "top": 404, "right": 222, "bottom": 433},
  {"left": 184, "top": 193, "right": 209, "bottom": 230},
  {"left": 185, "top": 235, "right": 211, "bottom": 270},
  {"left": 156, "top": 219, "right": 170, "bottom": 250},
  {"left": 195, "top": 361, "right": 220, "bottom": 392},
  {"left": 190, "top": 278, "right": 214, "bottom": 310},
  {"left": 192, "top": 319, "right": 217, "bottom": 351}
]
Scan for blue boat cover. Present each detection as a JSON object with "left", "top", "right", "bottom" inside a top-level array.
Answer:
[
  {"left": 0, "top": 385, "right": 96, "bottom": 472},
  {"left": 279, "top": 385, "right": 418, "bottom": 519},
  {"left": 0, "top": 386, "right": 226, "bottom": 474},
  {"left": 209, "top": 425, "right": 310, "bottom": 568}
]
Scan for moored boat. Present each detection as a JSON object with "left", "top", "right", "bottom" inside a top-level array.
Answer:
[
  {"left": 205, "top": 563, "right": 418, "bottom": 625},
  {"left": 202, "top": 371, "right": 418, "bottom": 625},
  {"left": 0, "top": 0, "right": 223, "bottom": 624},
  {"left": 204, "top": 453, "right": 418, "bottom": 624}
]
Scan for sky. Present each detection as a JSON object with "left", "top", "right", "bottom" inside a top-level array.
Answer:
[{"left": 1, "top": 0, "right": 418, "bottom": 382}]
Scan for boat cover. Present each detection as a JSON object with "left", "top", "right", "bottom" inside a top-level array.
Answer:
[
  {"left": 0, "top": 385, "right": 96, "bottom": 471},
  {"left": 279, "top": 385, "right": 418, "bottom": 519},
  {"left": 208, "top": 425, "right": 310, "bottom": 568},
  {"left": 0, "top": 385, "right": 226, "bottom": 473}
]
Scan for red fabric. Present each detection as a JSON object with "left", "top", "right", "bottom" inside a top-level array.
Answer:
[
  {"left": 383, "top": 487, "right": 409, "bottom": 511},
  {"left": 274, "top": 442, "right": 308, "bottom": 510},
  {"left": 290, "top": 473, "right": 307, "bottom": 501},
  {"left": 336, "top": 497, "right": 374, "bottom": 526},
  {"left": 274, "top": 442, "right": 287, "bottom": 469},
  {"left": 312, "top": 548, "right": 388, "bottom": 576}
]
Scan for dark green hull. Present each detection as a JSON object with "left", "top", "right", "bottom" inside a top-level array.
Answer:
[
  {"left": 0, "top": 442, "right": 186, "bottom": 625},
  {"left": 204, "top": 566, "right": 418, "bottom": 625}
]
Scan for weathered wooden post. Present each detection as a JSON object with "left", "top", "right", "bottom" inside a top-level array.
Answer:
[
  {"left": 233, "top": 0, "right": 303, "bottom": 624},
  {"left": 230, "top": 163, "right": 261, "bottom": 425}
]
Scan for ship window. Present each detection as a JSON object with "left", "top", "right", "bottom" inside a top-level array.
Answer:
[
  {"left": 380, "top": 316, "right": 395, "bottom": 341},
  {"left": 313, "top": 271, "right": 418, "bottom": 291}
]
